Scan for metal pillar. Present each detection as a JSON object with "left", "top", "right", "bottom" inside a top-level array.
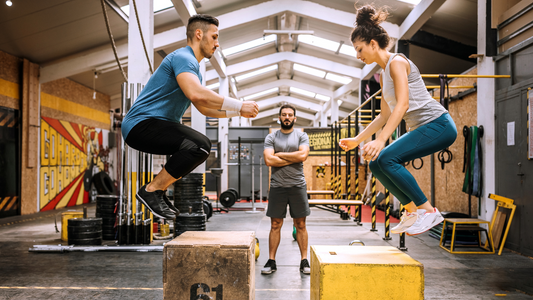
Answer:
[
  {"left": 383, "top": 189, "right": 392, "bottom": 240},
  {"left": 370, "top": 175, "right": 377, "bottom": 232}
]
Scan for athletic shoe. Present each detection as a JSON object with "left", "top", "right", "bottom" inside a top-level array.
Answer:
[
  {"left": 391, "top": 210, "right": 419, "bottom": 234},
  {"left": 136, "top": 184, "right": 176, "bottom": 220},
  {"left": 406, "top": 208, "right": 444, "bottom": 236},
  {"left": 162, "top": 192, "right": 180, "bottom": 215},
  {"left": 300, "top": 259, "right": 311, "bottom": 274},
  {"left": 261, "top": 259, "right": 277, "bottom": 275}
]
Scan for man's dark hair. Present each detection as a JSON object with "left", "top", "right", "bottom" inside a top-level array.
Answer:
[
  {"left": 279, "top": 104, "right": 296, "bottom": 116},
  {"left": 186, "top": 14, "right": 219, "bottom": 42}
]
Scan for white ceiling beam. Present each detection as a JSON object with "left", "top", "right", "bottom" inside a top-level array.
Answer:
[
  {"left": 229, "top": 77, "right": 238, "bottom": 98},
  {"left": 171, "top": 0, "right": 196, "bottom": 24},
  {"left": 239, "top": 79, "right": 332, "bottom": 98},
  {"left": 333, "top": 79, "right": 360, "bottom": 101},
  {"left": 399, "top": 0, "right": 446, "bottom": 40},
  {"left": 254, "top": 107, "right": 315, "bottom": 121},
  {"left": 206, "top": 52, "right": 361, "bottom": 82},
  {"left": 256, "top": 96, "right": 322, "bottom": 112},
  {"left": 41, "top": 0, "right": 398, "bottom": 83}
]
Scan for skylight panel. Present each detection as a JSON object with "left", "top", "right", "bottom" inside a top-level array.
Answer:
[
  {"left": 339, "top": 44, "right": 357, "bottom": 57},
  {"left": 315, "top": 94, "right": 331, "bottom": 101},
  {"left": 293, "top": 64, "right": 326, "bottom": 78},
  {"left": 242, "top": 88, "right": 279, "bottom": 101},
  {"left": 121, "top": 0, "right": 174, "bottom": 16},
  {"left": 298, "top": 35, "right": 339, "bottom": 52},
  {"left": 235, "top": 65, "right": 278, "bottom": 82},
  {"left": 290, "top": 87, "right": 315, "bottom": 98},
  {"left": 325, "top": 73, "right": 352, "bottom": 84},
  {"left": 223, "top": 35, "right": 277, "bottom": 57},
  {"left": 206, "top": 82, "right": 220, "bottom": 90},
  {"left": 338, "top": 100, "right": 343, "bottom": 106}
]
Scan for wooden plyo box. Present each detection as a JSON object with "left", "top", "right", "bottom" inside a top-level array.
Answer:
[{"left": 163, "top": 231, "right": 255, "bottom": 300}]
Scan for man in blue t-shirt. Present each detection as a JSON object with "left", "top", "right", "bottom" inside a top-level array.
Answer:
[{"left": 122, "top": 14, "right": 258, "bottom": 220}]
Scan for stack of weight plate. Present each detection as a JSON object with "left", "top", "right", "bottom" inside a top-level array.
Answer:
[
  {"left": 95, "top": 195, "right": 118, "bottom": 240},
  {"left": 173, "top": 173, "right": 206, "bottom": 237},
  {"left": 67, "top": 218, "right": 102, "bottom": 245}
]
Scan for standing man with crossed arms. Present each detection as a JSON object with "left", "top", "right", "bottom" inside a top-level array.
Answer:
[{"left": 262, "top": 104, "right": 311, "bottom": 275}]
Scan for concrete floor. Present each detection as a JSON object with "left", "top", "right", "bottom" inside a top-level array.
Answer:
[{"left": 0, "top": 202, "right": 532, "bottom": 300}]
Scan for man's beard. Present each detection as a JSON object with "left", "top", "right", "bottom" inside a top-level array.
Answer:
[
  {"left": 200, "top": 38, "right": 215, "bottom": 59},
  {"left": 281, "top": 119, "right": 294, "bottom": 130}
]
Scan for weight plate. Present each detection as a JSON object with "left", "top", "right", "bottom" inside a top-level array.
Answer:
[
  {"left": 68, "top": 231, "right": 102, "bottom": 239},
  {"left": 228, "top": 188, "right": 240, "bottom": 200},
  {"left": 219, "top": 191, "right": 236, "bottom": 208},
  {"left": 203, "top": 200, "right": 212, "bottom": 220},
  {"left": 68, "top": 238, "right": 102, "bottom": 246},
  {"left": 96, "top": 212, "right": 117, "bottom": 218},
  {"left": 68, "top": 218, "right": 102, "bottom": 227},
  {"left": 68, "top": 226, "right": 101, "bottom": 233}
]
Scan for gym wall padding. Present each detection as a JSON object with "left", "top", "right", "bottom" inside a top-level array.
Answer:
[
  {"left": 407, "top": 67, "right": 478, "bottom": 215},
  {"left": 40, "top": 78, "right": 111, "bottom": 129}
]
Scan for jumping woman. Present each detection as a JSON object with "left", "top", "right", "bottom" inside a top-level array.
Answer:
[{"left": 339, "top": 5, "right": 457, "bottom": 235}]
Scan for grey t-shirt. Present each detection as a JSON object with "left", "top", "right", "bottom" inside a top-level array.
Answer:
[{"left": 264, "top": 130, "right": 309, "bottom": 188}]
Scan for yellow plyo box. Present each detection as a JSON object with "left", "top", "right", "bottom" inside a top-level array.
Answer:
[{"left": 311, "top": 246, "right": 424, "bottom": 300}]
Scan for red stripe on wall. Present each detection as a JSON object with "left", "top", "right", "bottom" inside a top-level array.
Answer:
[
  {"left": 41, "top": 171, "right": 85, "bottom": 211},
  {"left": 42, "top": 117, "right": 83, "bottom": 151},
  {"left": 67, "top": 177, "right": 83, "bottom": 207}
]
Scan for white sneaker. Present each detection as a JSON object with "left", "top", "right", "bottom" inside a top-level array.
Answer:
[
  {"left": 391, "top": 210, "right": 419, "bottom": 234},
  {"left": 406, "top": 208, "right": 444, "bottom": 236}
]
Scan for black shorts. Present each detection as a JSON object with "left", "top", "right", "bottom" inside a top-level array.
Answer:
[
  {"left": 267, "top": 185, "right": 310, "bottom": 219},
  {"left": 125, "top": 118, "right": 211, "bottom": 179}
]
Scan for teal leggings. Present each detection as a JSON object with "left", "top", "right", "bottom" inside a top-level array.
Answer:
[{"left": 369, "top": 113, "right": 457, "bottom": 206}]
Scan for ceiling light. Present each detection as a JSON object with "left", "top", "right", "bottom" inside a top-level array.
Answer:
[
  {"left": 298, "top": 35, "right": 339, "bottom": 52},
  {"left": 315, "top": 94, "right": 331, "bottom": 101},
  {"left": 242, "top": 88, "right": 278, "bottom": 101},
  {"left": 325, "top": 73, "right": 352, "bottom": 84},
  {"left": 290, "top": 87, "right": 315, "bottom": 98},
  {"left": 293, "top": 64, "right": 326, "bottom": 78},
  {"left": 120, "top": 0, "right": 174, "bottom": 16},
  {"left": 338, "top": 100, "right": 343, "bottom": 106},
  {"left": 6, "top": 0, "right": 12, "bottom": 6},
  {"left": 223, "top": 35, "right": 277, "bottom": 57},
  {"left": 397, "top": 0, "right": 422, "bottom": 5},
  {"left": 235, "top": 65, "right": 278, "bottom": 82}
]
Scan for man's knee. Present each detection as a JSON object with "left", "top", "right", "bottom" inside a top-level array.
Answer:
[
  {"left": 293, "top": 218, "right": 306, "bottom": 231},
  {"left": 271, "top": 218, "right": 283, "bottom": 231}
]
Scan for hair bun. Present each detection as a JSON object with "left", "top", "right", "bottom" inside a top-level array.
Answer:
[{"left": 355, "top": 5, "right": 388, "bottom": 28}]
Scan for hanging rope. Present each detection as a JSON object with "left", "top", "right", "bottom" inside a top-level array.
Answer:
[
  {"left": 132, "top": 0, "right": 154, "bottom": 75},
  {"left": 100, "top": 0, "right": 128, "bottom": 82}
]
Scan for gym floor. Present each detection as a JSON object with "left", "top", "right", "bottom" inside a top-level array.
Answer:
[{"left": 0, "top": 202, "right": 532, "bottom": 300}]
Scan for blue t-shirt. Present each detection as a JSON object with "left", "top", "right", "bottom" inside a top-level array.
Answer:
[{"left": 122, "top": 46, "right": 202, "bottom": 139}]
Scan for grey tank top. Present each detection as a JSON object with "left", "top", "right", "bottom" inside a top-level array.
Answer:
[{"left": 382, "top": 53, "right": 447, "bottom": 130}]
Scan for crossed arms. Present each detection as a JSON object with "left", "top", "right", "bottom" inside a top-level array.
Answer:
[{"left": 263, "top": 145, "right": 310, "bottom": 167}]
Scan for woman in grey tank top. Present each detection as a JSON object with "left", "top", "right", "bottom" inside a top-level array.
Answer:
[{"left": 339, "top": 4, "right": 457, "bottom": 236}]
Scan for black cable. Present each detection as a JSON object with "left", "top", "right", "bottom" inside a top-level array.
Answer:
[
  {"left": 100, "top": 0, "right": 128, "bottom": 82},
  {"left": 412, "top": 158, "right": 424, "bottom": 170},
  {"left": 462, "top": 126, "right": 470, "bottom": 173}
]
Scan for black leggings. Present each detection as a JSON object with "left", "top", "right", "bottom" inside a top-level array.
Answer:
[{"left": 125, "top": 118, "right": 211, "bottom": 179}]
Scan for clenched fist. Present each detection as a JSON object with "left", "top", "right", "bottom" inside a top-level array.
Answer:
[{"left": 240, "top": 101, "right": 259, "bottom": 118}]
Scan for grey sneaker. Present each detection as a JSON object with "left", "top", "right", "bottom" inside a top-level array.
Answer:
[
  {"left": 162, "top": 192, "right": 179, "bottom": 215},
  {"left": 391, "top": 210, "right": 419, "bottom": 234},
  {"left": 300, "top": 259, "right": 311, "bottom": 274},
  {"left": 406, "top": 208, "right": 444, "bottom": 236},
  {"left": 261, "top": 259, "right": 277, "bottom": 275},
  {"left": 136, "top": 184, "right": 176, "bottom": 220}
]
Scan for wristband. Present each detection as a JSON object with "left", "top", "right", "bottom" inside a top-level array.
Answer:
[
  {"left": 226, "top": 111, "right": 240, "bottom": 118},
  {"left": 221, "top": 96, "right": 243, "bottom": 113}
]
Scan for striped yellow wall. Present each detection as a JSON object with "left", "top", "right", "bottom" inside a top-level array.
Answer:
[
  {"left": 41, "top": 93, "right": 110, "bottom": 125},
  {"left": 0, "top": 78, "right": 20, "bottom": 99}
]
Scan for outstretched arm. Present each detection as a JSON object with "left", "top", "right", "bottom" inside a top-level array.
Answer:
[
  {"left": 263, "top": 148, "right": 292, "bottom": 167},
  {"left": 177, "top": 72, "right": 258, "bottom": 118},
  {"left": 275, "top": 145, "right": 309, "bottom": 163}
]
